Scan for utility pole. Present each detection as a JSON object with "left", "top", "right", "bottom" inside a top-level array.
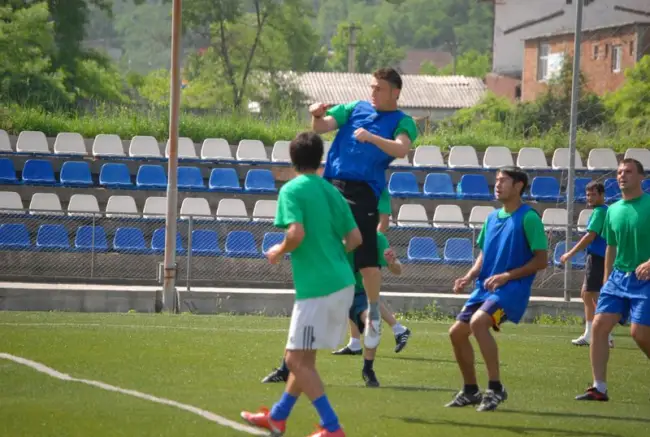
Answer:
[{"left": 347, "top": 23, "right": 359, "bottom": 73}]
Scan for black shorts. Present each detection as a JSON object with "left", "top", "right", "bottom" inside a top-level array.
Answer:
[
  {"left": 327, "top": 179, "right": 379, "bottom": 271},
  {"left": 583, "top": 253, "right": 605, "bottom": 292}
]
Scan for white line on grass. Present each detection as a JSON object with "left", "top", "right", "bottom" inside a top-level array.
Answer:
[{"left": 0, "top": 353, "right": 268, "bottom": 436}]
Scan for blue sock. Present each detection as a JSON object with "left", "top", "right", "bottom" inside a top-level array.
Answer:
[
  {"left": 312, "top": 395, "right": 340, "bottom": 432},
  {"left": 270, "top": 392, "right": 298, "bottom": 421}
]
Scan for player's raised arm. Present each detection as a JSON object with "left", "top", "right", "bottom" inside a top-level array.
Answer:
[{"left": 359, "top": 131, "right": 411, "bottom": 159}]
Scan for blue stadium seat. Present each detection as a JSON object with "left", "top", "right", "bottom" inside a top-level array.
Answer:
[
  {"left": 60, "top": 161, "right": 92, "bottom": 187},
  {"left": 388, "top": 172, "right": 421, "bottom": 197},
  {"left": 113, "top": 227, "right": 150, "bottom": 254},
  {"left": 208, "top": 168, "right": 241, "bottom": 192},
  {"left": 529, "top": 176, "right": 562, "bottom": 202},
  {"left": 136, "top": 165, "right": 167, "bottom": 190},
  {"left": 225, "top": 231, "right": 261, "bottom": 258},
  {"left": 151, "top": 228, "right": 185, "bottom": 254},
  {"left": 604, "top": 178, "right": 621, "bottom": 202},
  {"left": 22, "top": 159, "right": 56, "bottom": 185},
  {"left": 0, "top": 223, "right": 31, "bottom": 250},
  {"left": 99, "top": 163, "right": 132, "bottom": 188},
  {"left": 178, "top": 166, "right": 205, "bottom": 190},
  {"left": 643, "top": 179, "right": 650, "bottom": 194},
  {"left": 190, "top": 230, "right": 221, "bottom": 256},
  {"left": 423, "top": 173, "right": 455, "bottom": 198},
  {"left": 36, "top": 224, "right": 70, "bottom": 251},
  {"left": 457, "top": 174, "right": 491, "bottom": 200},
  {"left": 0, "top": 158, "right": 18, "bottom": 184},
  {"left": 553, "top": 241, "right": 586, "bottom": 269},
  {"left": 573, "top": 177, "right": 592, "bottom": 202},
  {"left": 74, "top": 226, "right": 108, "bottom": 252},
  {"left": 244, "top": 169, "right": 277, "bottom": 193},
  {"left": 262, "top": 232, "right": 285, "bottom": 255},
  {"left": 443, "top": 238, "right": 474, "bottom": 265},
  {"left": 407, "top": 237, "right": 441, "bottom": 263}
]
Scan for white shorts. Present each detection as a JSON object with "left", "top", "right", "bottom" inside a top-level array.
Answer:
[{"left": 286, "top": 286, "right": 355, "bottom": 351}]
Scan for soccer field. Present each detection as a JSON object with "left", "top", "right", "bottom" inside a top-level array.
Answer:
[{"left": 0, "top": 312, "right": 648, "bottom": 437}]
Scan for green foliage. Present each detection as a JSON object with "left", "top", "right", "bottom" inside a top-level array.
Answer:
[
  {"left": 394, "top": 301, "right": 455, "bottom": 322},
  {"left": 533, "top": 312, "right": 584, "bottom": 326},
  {"left": 605, "top": 55, "right": 650, "bottom": 130},
  {"left": 421, "top": 49, "right": 490, "bottom": 77}
]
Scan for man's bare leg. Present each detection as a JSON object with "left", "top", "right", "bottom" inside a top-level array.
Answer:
[{"left": 445, "top": 320, "right": 483, "bottom": 407}]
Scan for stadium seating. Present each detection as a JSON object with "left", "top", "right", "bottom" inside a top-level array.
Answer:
[
  {"left": 106, "top": 195, "right": 139, "bottom": 218},
  {"left": 217, "top": 199, "right": 248, "bottom": 221},
  {"left": 113, "top": 227, "right": 150, "bottom": 253},
  {"left": 552, "top": 148, "right": 585, "bottom": 170},
  {"left": 573, "top": 177, "right": 591, "bottom": 202},
  {"left": 22, "top": 160, "right": 56, "bottom": 185},
  {"left": 517, "top": 147, "right": 549, "bottom": 170},
  {"left": 407, "top": 237, "right": 441, "bottom": 263},
  {"left": 180, "top": 197, "right": 212, "bottom": 220},
  {"left": 483, "top": 146, "right": 514, "bottom": 169},
  {"left": 60, "top": 161, "right": 93, "bottom": 187},
  {"left": 143, "top": 197, "right": 166, "bottom": 219},
  {"left": 0, "top": 223, "right": 31, "bottom": 249},
  {"left": 388, "top": 172, "right": 420, "bottom": 197},
  {"left": 190, "top": 230, "right": 221, "bottom": 256},
  {"left": 0, "top": 129, "right": 11, "bottom": 152},
  {"left": 236, "top": 140, "right": 268, "bottom": 162},
  {"left": 178, "top": 166, "right": 205, "bottom": 190},
  {"left": 443, "top": 238, "right": 474, "bottom": 264},
  {"left": 271, "top": 141, "right": 290, "bottom": 163},
  {"left": 433, "top": 204, "right": 466, "bottom": 228},
  {"left": 553, "top": 241, "right": 586, "bottom": 269},
  {"left": 604, "top": 178, "right": 621, "bottom": 202},
  {"left": 67, "top": 194, "right": 100, "bottom": 217},
  {"left": 166, "top": 137, "right": 197, "bottom": 159},
  {"left": 136, "top": 165, "right": 167, "bottom": 190},
  {"left": 54, "top": 132, "right": 87, "bottom": 156},
  {"left": 129, "top": 136, "right": 161, "bottom": 158},
  {"left": 74, "top": 226, "right": 109, "bottom": 252},
  {"left": 151, "top": 228, "right": 185, "bottom": 254},
  {"left": 36, "top": 224, "right": 70, "bottom": 251},
  {"left": 209, "top": 168, "right": 241, "bottom": 192},
  {"left": 100, "top": 163, "right": 133, "bottom": 188},
  {"left": 448, "top": 145, "right": 480, "bottom": 169},
  {"left": 422, "top": 173, "right": 455, "bottom": 198},
  {"left": 0, "top": 158, "right": 17, "bottom": 184},
  {"left": 587, "top": 148, "right": 618, "bottom": 172},
  {"left": 244, "top": 169, "right": 277, "bottom": 193},
  {"left": 529, "top": 176, "right": 562, "bottom": 202},
  {"left": 92, "top": 134, "right": 125, "bottom": 157},
  {"left": 390, "top": 156, "right": 411, "bottom": 168},
  {"left": 624, "top": 148, "right": 650, "bottom": 171},
  {"left": 225, "top": 231, "right": 261, "bottom": 258},
  {"left": 252, "top": 200, "right": 277, "bottom": 222},
  {"left": 0, "top": 191, "right": 23, "bottom": 213},
  {"left": 541, "top": 208, "right": 568, "bottom": 231},
  {"left": 457, "top": 174, "right": 491, "bottom": 200},
  {"left": 396, "top": 204, "right": 429, "bottom": 227},
  {"left": 16, "top": 131, "right": 49, "bottom": 154},
  {"left": 29, "top": 193, "right": 63, "bottom": 216},
  {"left": 643, "top": 179, "right": 650, "bottom": 193},
  {"left": 413, "top": 146, "right": 445, "bottom": 168},
  {"left": 468, "top": 206, "right": 494, "bottom": 229},
  {"left": 262, "top": 232, "right": 285, "bottom": 255},
  {"left": 577, "top": 209, "right": 592, "bottom": 232},
  {"left": 201, "top": 139, "right": 233, "bottom": 161}
]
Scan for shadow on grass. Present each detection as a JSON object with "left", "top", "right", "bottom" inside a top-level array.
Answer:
[
  {"left": 330, "top": 384, "right": 456, "bottom": 393},
  {"left": 385, "top": 416, "right": 624, "bottom": 437},
  {"left": 499, "top": 409, "right": 650, "bottom": 424},
  {"left": 382, "top": 355, "right": 458, "bottom": 364}
]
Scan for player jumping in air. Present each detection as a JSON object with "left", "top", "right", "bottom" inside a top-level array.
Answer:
[
  {"left": 576, "top": 158, "right": 650, "bottom": 402},
  {"left": 241, "top": 132, "right": 362, "bottom": 437},
  {"left": 262, "top": 231, "right": 403, "bottom": 387},
  {"left": 560, "top": 181, "right": 613, "bottom": 347},
  {"left": 310, "top": 67, "right": 418, "bottom": 351},
  {"left": 446, "top": 166, "right": 548, "bottom": 412},
  {"left": 333, "top": 189, "right": 411, "bottom": 356}
]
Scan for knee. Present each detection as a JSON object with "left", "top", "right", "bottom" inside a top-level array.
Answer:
[
  {"left": 469, "top": 314, "right": 491, "bottom": 334},
  {"left": 449, "top": 323, "right": 469, "bottom": 343},
  {"left": 592, "top": 316, "right": 612, "bottom": 336},
  {"left": 630, "top": 325, "right": 649, "bottom": 345},
  {"left": 284, "top": 352, "right": 311, "bottom": 373}
]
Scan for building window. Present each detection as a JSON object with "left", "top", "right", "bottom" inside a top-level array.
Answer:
[
  {"left": 592, "top": 44, "right": 599, "bottom": 60},
  {"left": 629, "top": 41, "right": 634, "bottom": 56},
  {"left": 537, "top": 43, "right": 550, "bottom": 81},
  {"left": 611, "top": 44, "right": 622, "bottom": 73}
]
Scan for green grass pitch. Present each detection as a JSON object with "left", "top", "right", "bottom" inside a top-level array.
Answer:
[{"left": 0, "top": 311, "right": 648, "bottom": 437}]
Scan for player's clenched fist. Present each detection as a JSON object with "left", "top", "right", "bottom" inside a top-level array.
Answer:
[
  {"left": 453, "top": 276, "right": 471, "bottom": 294},
  {"left": 309, "top": 102, "right": 329, "bottom": 118},
  {"left": 266, "top": 244, "right": 284, "bottom": 265},
  {"left": 354, "top": 127, "right": 374, "bottom": 143}
]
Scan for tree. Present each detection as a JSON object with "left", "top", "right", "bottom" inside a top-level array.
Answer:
[
  {"left": 421, "top": 50, "right": 490, "bottom": 77},
  {"left": 605, "top": 55, "right": 650, "bottom": 128},
  {"left": 328, "top": 22, "right": 405, "bottom": 73}
]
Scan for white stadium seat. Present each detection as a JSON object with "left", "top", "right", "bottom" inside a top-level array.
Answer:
[
  {"left": 105, "top": 195, "right": 139, "bottom": 218},
  {"left": 271, "top": 141, "right": 291, "bottom": 163},
  {"left": 587, "top": 148, "right": 618, "bottom": 171},
  {"left": 54, "top": 132, "right": 87, "bottom": 156},
  {"left": 143, "top": 196, "right": 167, "bottom": 219},
  {"left": 468, "top": 206, "right": 495, "bottom": 229},
  {"left": 92, "top": 134, "right": 125, "bottom": 157},
  {"left": 552, "top": 148, "right": 584, "bottom": 170},
  {"left": 129, "top": 136, "right": 161, "bottom": 158},
  {"left": 201, "top": 138, "right": 233, "bottom": 161},
  {"left": 396, "top": 204, "right": 429, "bottom": 227},
  {"left": 216, "top": 198, "right": 249, "bottom": 221},
  {"left": 180, "top": 197, "right": 213, "bottom": 220},
  {"left": 433, "top": 204, "right": 466, "bottom": 228},
  {"left": 236, "top": 139, "right": 268, "bottom": 162},
  {"left": 0, "top": 129, "right": 12, "bottom": 152},
  {"left": 448, "top": 145, "right": 480, "bottom": 169},
  {"left": 29, "top": 193, "right": 63, "bottom": 216},
  {"left": 16, "top": 131, "right": 49, "bottom": 154},
  {"left": 413, "top": 145, "right": 445, "bottom": 168},
  {"left": 67, "top": 194, "right": 100, "bottom": 217},
  {"left": 517, "top": 147, "right": 549, "bottom": 170},
  {"left": 253, "top": 200, "right": 277, "bottom": 222},
  {"left": 166, "top": 137, "right": 198, "bottom": 159},
  {"left": 542, "top": 208, "right": 568, "bottom": 230},
  {"left": 0, "top": 191, "right": 23, "bottom": 213}
]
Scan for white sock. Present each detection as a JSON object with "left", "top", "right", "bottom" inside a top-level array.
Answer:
[
  {"left": 594, "top": 380, "right": 607, "bottom": 393},
  {"left": 347, "top": 337, "right": 361, "bottom": 351},
  {"left": 392, "top": 323, "right": 407, "bottom": 335},
  {"left": 584, "top": 321, "right": 592, "bottom": 338}
]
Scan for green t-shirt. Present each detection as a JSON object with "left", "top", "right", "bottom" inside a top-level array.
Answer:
[
  {"left": 378, "top": 189, "right": 391, "bottom": 215},
  {"left": 586, "top": 205, "right": 607, "bottom": 234},
  {"left": 349, "top": 231, "right": 390, "bottom": 293},
  {"left": 601, "top": 193, "right": 650, "bottom": 272},
  {"left": 275, "top": 174, "right": 357, "bottom": 300},
  {"left": 477, "top": 208, "right": 548, "bottom": 252},
  {"left": 327, "top": 101, "right": 418, "bottom": 143}
]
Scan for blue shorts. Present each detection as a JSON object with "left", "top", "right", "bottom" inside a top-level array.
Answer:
[
  {"left": 456, "top": 300, "right": 508, "bottom": 331},
  {"left": 349, "top": 291, "right": 368, "bottom": 332},
  {"left": 596, "top": 270, "right": 650, "bottom": 327}
]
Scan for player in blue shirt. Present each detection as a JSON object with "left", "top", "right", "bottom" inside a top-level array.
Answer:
[
  {"left": 560, "top": 181, "right": 613, "bottom": 347},
  {"left": 310, "top": 68, "right": 418, "bottom": 352},
  {"left": 447, "top": 167, "right": 548, "bottom": 412}
]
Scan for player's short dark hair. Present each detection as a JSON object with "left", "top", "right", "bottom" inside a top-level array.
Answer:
[
  {"left": 373, "top": 68, "right": 402, "bottom": 90},
  {"left": 585, "top": 180, "right": 605, "bottom": 194},
  {"left": 498, "top": 166, "right": 529, "bottom": 195},
  {"left": 620, "top": 158, "right": 645, "bottom": 175},
  {"left": 289, "top": 131, "right": 323, "bottom": 172}
]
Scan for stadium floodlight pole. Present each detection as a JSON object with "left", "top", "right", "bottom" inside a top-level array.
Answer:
[
  {"left": 161, "top": 0, "right": 183, "bottom": 314},
  {"left": 564, "top": 0, "right": 584, "bottom": 303}
]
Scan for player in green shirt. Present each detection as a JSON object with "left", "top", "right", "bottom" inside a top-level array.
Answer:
[
  {"left": 334, "top": 188, "right": 412, "bottom": 355},
  {"left": 242, "top": 132, "right": 361, "bottom": 437},
  {"left": 576, "top": 158, "right": 650, "bottom": 402}
]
